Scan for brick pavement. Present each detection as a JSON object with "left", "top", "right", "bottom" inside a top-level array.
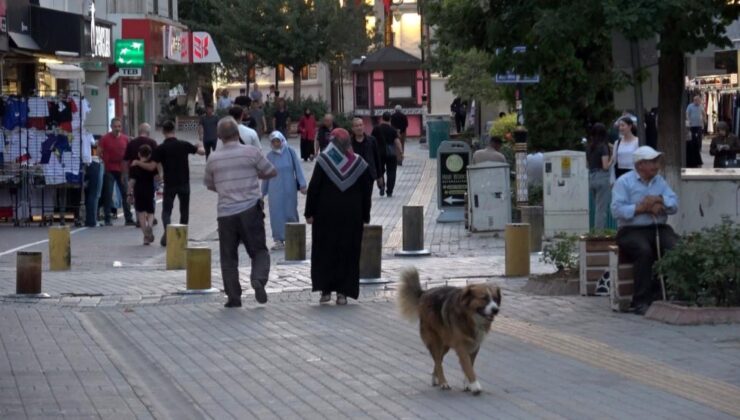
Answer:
[{"left": 2, "top": 135, "right": 740, "bottom": 419}]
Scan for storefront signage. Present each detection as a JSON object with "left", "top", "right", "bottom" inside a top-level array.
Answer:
[
  {"left": 87, "top": 1, "right": 110, "bottom": 58},
  {"left": 437, "top": 141, "right": 471, "bottom": 209},
  {"left": 115, "top": 39, "right": 145, "bottom": 68},
  {"left": 165, "top": 25, "right": 184, "bottom": 62},
  {"left": 121, "top": 68, "right": 142, "bottom": 77},
  {"left": 191, "top": 32, "right": 221, "bottom": 63}
]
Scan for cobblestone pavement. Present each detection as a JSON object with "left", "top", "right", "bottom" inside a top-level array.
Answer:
[{"left": 1, "top": 133, "right": 740, "bottom": 419}]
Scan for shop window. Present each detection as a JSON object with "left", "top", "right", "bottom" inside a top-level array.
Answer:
[
  {"left": 384, "top": 70, "right": 416, "bottom": 107},
  {"left": 355, "top": 72, "right": 369, "bottom": 109},
  {"left": 277, "top": 64, "right": 285, "bottom": 82}
]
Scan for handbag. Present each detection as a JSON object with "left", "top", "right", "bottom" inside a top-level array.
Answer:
[{"left": 287, "top": 146, "right": 302, "bottom": 190}]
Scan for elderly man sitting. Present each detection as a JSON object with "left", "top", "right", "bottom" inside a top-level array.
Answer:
[{"left": 611, "top": 146, "right": 679, "bottom": 315}]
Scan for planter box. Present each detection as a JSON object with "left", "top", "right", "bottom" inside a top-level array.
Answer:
[
  {"left": 579, "top": 236, "right": 616, "bottom": 296},
  {"left": 645, "top": 301, "right": 740, "bottom": 325},
  {"left": 608, "top": 245, "right": 634, "bottom": 312}
]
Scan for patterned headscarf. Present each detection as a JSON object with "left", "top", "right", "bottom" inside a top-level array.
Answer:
[{"left": 317, "top": 128, "right": 368, "bottom": 192}]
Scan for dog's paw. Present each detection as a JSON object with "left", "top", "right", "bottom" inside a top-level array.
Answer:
[
  {"left": 463, "top": 380, "right": 482, "bottom": 395},
  {"left": 439, "top": 382, "right": 451, "bottom": 390}
]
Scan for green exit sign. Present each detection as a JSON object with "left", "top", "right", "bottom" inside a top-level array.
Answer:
[{"left": 115, "top": 39, "right": 145, "bottom": 68}]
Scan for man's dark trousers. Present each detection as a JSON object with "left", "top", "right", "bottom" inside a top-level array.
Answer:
[
  {"left": 103, "top": 170, "right": 133, "bottom": 224},
  {"left": 217, "top": 203, "right": 270, "bottom": 302},
  {"left": 380, "top": 154, "right": 398, "bottom": 195},
  {"left": 161, "top": 184, "right": 190, "bottom": 228},
  {"left": 616, "top": 225, "right": 678, "bottom": 306}
]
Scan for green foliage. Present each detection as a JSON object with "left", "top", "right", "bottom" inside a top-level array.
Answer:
[
  {"left": 490, "top": 114, "right": 518, "bottom": 139},
  {"left": 583, "top": 229, "right": 616, "bottom": 239},
  {"left": 528, "top": 184, "right": 543, "bottom": 206},
  {"left": 655, "top": 220, "right": 740, "bottom": 307},
  {"left": 541, "top": 233, "right": 580, "bottom": 272},
  {"left": 445, "top": 49, "right": 501, "bottom": 103},
  {"left": 264, "top": 97, "right": 329, "bottom": 123}
]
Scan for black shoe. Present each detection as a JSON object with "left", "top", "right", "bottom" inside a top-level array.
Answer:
[
  {"left": 224, "top": 299, "right": 242, "bottom": 308},
  {"left": 254, "top": 287, "right": 268, "bottom": 304},
  {"left": 153, "top": 218, "right": 158, "bottom": 226},
  {"left": 125, "top": 220, "right": 136, "bottom": 226},
  {"left": 379, "top": 188, "right": 385, "bottom": 197},
  {"left": 160, "top": 234, "right": 167, "bottom": 247},
  {"left": 387, "top": 191, "right": 393, "bottom": 197},
  {"left": 631, "top": 304, "right": 650, "bottom": 316}
]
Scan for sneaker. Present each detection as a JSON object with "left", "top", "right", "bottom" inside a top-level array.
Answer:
[
  {"left": 160, "top": 234, "right": 167, "bottom": 247},
  {"left": 319, "top": 292, "right": 331, "bottom": 304},
  {"left": 379, "top": 188, "right": 385, "bottom": 197},
  {"left": 254, "top": 287, "right": 268, "bottom": 304},
  {"left": 224, "top": 299, "right": 242, "bottom": 308},
  {"left": 271, "top": 241, "right": 285, "bottom": 250},
  {"left": 336, "top": 294, "right": 347, "bottom": 305}
]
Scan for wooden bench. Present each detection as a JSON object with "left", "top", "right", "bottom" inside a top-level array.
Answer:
[{"left": 608, "top": 245, "right": 635, "bottom": 312}]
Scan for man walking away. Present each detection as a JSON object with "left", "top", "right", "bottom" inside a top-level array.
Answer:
[
  {"left": 205, "top": 117, "right": 277, "bottom": 307},
  {"left": 315, "top": 113, "right": 338, "bottom": 156},
  {"left": 98, "top": 118, "right": 134, "bottom": 226},
  {"left": 124, "top": 122, "right": 159, "bottom": 227},
  {"left": 199, "top": 105, "right": 219, "bottom": 158},
  {"left": 451, "top": 97, "right": 467, "bottom": 133},
  {"left": 391, "top": 104, "right": 409, "bottom": 150},
  {"left": 142, "top": 120, "right": 205, "bottom": 246},
  {"left": 611, "top": 146, "right": 679, "bottom": 315},
  {"left": 371, "top": 112, "right": 404, "bottom": 197},
  {"left": 226, "top": 106, "right": 261, "bottom": 150},
  {"left": 472, "top": 136, "right": 507, "bottom": 164}
]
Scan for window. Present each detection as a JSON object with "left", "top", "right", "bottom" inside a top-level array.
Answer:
[
  {"left": 384, "top": 70, "right": 416, "bottom": 107},
  {"left": 355, "top": 72, "right": 369, "bottom": 108},
  {"left": 300, "top": 64, "right": 318, "bottom": 81},
  {"left": 168, "top": 0, "right": 174, "bottom": 18},
  {"left": 153, "top": 0, "right": 159, "bottom": 14},
  {"left": 276, "top": 64, "right": 286, "bottom": 82}
]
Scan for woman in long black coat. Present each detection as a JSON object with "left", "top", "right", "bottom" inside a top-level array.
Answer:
[{"left": 305, "top": 128, "right": 373, "bottom": 305}]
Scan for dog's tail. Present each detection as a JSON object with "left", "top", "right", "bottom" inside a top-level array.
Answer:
[{"left": 398, "top": 267, "right": 423, "bottom": 321}]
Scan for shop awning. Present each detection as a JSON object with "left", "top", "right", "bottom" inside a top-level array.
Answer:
[
  {"left": 47, "top": 63, "right": 85, "bottom": 80},
  {"left": 9, "top": 32, "right": 40, "bottom": 51}
]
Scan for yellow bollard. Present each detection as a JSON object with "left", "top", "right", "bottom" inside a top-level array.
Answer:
[
  {"left": 505, "top": 223, "right": 530, "bottom": 276},
  {"left": 16, "top": 252, "right": 43, "bottom": 295},
  {"left": 49, "top": 226, "right": 71, "bottom": 271},
  {"left": 185, "top": 247, "right": 218, "bottom": 293},
  {"left": 166, "top": 224, "right": 188, "bottom": 270},
  {"left": 284, "top": 223, "right": 307, "bottom": 262}
]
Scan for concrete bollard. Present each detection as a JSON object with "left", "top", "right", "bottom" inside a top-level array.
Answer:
[
  {"left": 181, "top": 247, "right": 219, "bottom": 294},
  {"left": 519, "top": 206, "right": 544, "bottom": 252},
  {"left": 505, "top": 223, "right": 530, "bottom": 277},
  {"left": 395, "top": 206, "right": 431, "bottom": 257},
  {"left": 166, "top": 224, "right": 188, "bottom": 270},
  {"left": 284, "top": 223, "right": 308, "bottom": 262},
  {"left": 16, "top": 252, "right": 43, "bottom": 295},
  {"left": 48, "top": 225, "right": 71, "bottom": 271},
  {"left": 359, "top": 225, "right": 387, "bottom": 284}
]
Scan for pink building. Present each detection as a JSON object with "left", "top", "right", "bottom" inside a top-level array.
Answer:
[{"left": 352, "top": 46, "right": 425, "bottom": 137}]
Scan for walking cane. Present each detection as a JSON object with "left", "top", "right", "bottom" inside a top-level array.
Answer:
[{"left": 652, "top": 215, "right": 667, "bottom": 301}]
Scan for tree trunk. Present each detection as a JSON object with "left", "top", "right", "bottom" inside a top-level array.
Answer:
[
  {"left": 186, "top": 68, "right": 200, "bottom": 115},
  {"left": 657, "top": 48, "right": 684, "bottom": 192},
  {"left": 292, "top": 68, "right": 302, "bottom": 101}
]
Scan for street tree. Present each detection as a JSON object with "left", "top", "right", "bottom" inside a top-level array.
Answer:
[
  {"left": 425, "top": 0, "right": 620, "bottom": 151},
  {"left": 604, "top": 0, "right": 740, "bottom": 186}
]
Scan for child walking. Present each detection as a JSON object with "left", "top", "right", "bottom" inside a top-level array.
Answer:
[{"left": 128, "top": 145, "right": 157, "bottom": 245}]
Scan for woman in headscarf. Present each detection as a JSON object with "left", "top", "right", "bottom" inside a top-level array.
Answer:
[
  {"left": 262, "top": 131, "right": 307, "bottom": 250},
  {"left": 305, "top": 128, "right": 373, "bottom": 305}
]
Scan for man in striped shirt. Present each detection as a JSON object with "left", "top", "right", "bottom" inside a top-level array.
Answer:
[{"left": 204, "top": 117, "right": 276, "bottom": 308}]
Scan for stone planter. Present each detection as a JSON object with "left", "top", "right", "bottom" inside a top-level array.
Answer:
[
  {"left": 579, "top": 236, "right": 615, "bottom": 296},
  {"left": 645, "top": 301, "right": 740, "bottom": 325}
]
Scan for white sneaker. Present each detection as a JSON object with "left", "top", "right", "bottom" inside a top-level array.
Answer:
[{"left": 271, "top": 241, "right": 285, "bottom": 250}]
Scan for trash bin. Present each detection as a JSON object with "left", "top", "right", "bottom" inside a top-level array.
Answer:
[{"left": 427, "top": 120, "right": 450, "bottom": 159}]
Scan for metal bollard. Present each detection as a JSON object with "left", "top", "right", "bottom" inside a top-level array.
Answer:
[
  {"left": 180, "top": 247, "right": 219, "bottom": 294},
  {"left": 49, "top": 225, "right": 71, "bottom": 271},
  {"left": 519, "top": 206, "right": 544, "bottom": 253},
  {"left": 395, "top": 206, "right": 431, "bottom": 257},
  {"left": 505, "top": 223, "right": 530, "bottom": 277},
  {"left": 16, "top": 252, "right": 49, "bottom": 297},
  {"left": 166, "top": 224, "right": 188, "bottom": 270},
  {"left": 283, "top": 223, "right": 309, "bottom": 264},
  {"left": 359, "top": 225, "right": 387, "bottom": 284}
]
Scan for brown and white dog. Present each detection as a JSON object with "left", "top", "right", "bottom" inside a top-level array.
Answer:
[{"left": 398, "top": 267, "right": 501, "bottom": 395}]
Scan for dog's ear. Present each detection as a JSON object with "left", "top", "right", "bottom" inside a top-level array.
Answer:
[
  {"left": 490, "top": 286, "right": 502, "bottom": 306},
  {"left": 461, "top": 286, "right": 474, "bottom": 306}
]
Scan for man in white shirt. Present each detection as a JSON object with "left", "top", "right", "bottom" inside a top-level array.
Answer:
[
  {"left": 217, "top": 90, "right": 232, "bottom": 111},
  {"left": 219, "top": 106, "right": 261, "bottom": 150}
]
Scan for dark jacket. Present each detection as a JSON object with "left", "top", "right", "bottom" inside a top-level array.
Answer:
[
  {"left": 316, "top": 123, "right": 338, "bottom": 151},
  {"left": 352, "top": 134, "right": 382, "bottom": 181},
  {"left": 390, "top": 111, "right": 408, "bottom": 134}
]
